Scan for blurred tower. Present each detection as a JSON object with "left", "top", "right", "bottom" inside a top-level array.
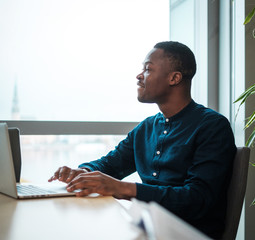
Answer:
[{"left": 11, "top": 81, "right": 20, "bottom": 120}]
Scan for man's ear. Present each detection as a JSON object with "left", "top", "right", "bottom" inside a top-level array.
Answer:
[{"left": 169, "top": 72, "right": 183, "bottom": 86}]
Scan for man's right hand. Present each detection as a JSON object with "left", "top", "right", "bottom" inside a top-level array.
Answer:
[{"left": 48, "top": 166, "right": 88, "bottom": 183}]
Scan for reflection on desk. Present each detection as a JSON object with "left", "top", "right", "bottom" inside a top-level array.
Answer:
[{"left": 0, "top": 193, "right": 143, "bottom": 240}]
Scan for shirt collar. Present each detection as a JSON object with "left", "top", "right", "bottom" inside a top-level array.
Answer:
[{"left": 162, "top": 100, "right": 196, "bottom": 122}]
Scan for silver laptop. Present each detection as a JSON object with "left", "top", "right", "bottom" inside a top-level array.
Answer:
[{"left": 0, "top": 123, "right": 76, "bottom": 199}]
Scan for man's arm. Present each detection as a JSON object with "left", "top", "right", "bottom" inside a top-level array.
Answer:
[{"left": 78, "top": 130, "right": 137, "bottom": 180}]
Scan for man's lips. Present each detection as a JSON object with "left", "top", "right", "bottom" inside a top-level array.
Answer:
[{"left": 137, "top": 81, "right": 145, "bottom": 88}]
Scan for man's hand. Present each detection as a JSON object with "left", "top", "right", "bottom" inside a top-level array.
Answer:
[
  {"left": 66, "top": 171, "right": 137, "bottom": 200},
  {"left": 48, "top": 166, "right": 88, "bottom": 183}
]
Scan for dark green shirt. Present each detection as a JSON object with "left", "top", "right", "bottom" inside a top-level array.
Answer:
[{"left": 79, "top": 100, "right": 236, "bottom": 238}]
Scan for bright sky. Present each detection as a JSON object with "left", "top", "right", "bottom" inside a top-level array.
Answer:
[{"left": 0, "top": 0, "right": 169, "bottom": 121}]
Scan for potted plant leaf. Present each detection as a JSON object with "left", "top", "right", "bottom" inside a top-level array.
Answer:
[{"left": 234, "top": 6, "right": 255, "bottom": 205}]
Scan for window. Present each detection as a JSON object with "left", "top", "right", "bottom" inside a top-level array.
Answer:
[
  {"left": 1, "top": 0, "right": 209, "bottom": 183},
  {"left": 20, "top": 134, "right": 127, "bottom": 183},
  {"left": 169, "top": 0, "right": 208, "bottom": 107},
  {"left": 0, "top": 0, "right": 169, "bottom": 122}
]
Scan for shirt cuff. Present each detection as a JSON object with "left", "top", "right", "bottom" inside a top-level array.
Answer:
[
  {"left": 136, "top": 182, "right": 160, "bottom": 202},
  {"left": 78, "top": 163, "right": 94, "bottom": 172}
]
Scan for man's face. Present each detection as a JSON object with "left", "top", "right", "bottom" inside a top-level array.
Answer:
[{"left": 136, "top": 48, "right": 172, "bottom": 104}]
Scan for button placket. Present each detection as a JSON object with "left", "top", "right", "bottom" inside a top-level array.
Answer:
[{"left": 152, "top": 116, "right": 168, "bottom": 179}]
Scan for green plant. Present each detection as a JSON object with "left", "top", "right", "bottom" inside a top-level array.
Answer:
[
  {"left": 234, "top": 5, "right": 255, "bottom": 206},
  {"left": 244, "top": 6, "right": 255, "bottom": 24},
  {"left": 234, "top": 6, "right": 255, "bottom": 148},
  {"left": 234, "top": 84, "right": 255, "bottom": 147}
]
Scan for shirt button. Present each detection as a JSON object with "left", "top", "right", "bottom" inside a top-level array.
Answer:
[
  {"left": 166, "top": 118, "right": 169, "bottom": 122},
  {"left": 163, "top": 130, "right": 167, "bottom": 134},
  {"left": 152, "top": 172, "right": 157, "bottom": 177},
  {"left": 156, "top": 151, "right": 160, "bottom": 155}
]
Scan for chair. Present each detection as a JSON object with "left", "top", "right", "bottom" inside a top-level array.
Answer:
[
  {"left": 8, "top": 127, "right": 22, "bottom": 183},
  {"left": 222, "top": 147, "right": 250, "bottom": 240}
]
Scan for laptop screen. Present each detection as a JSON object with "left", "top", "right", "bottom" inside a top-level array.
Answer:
[{"left": 8, "top": 127, "right": 22, "bottom": 183}]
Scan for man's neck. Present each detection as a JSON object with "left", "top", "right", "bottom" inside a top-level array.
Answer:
[{"left": 158, "top": 97, "right": 192, "bottom": 118}]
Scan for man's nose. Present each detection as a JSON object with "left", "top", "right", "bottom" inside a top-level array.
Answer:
[{"left": 136, "top": 73, "right": 143, "bottom": 80}]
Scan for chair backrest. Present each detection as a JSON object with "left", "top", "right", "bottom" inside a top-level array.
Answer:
[{"left": 222, "top": 147, "right": 250, "bottom": 240}]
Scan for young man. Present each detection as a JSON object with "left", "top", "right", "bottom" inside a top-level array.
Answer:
[{"left": 49, "top": 41, "right": 236, "bottom": 239}]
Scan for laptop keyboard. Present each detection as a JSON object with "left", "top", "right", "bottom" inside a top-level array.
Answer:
[{"left": 17, "top": 185, "right": 57, "bottom": 196}]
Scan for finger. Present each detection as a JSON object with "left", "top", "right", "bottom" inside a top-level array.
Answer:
[
  {"left": 48, "top": 167, "right": 62, "bottom": 182},
  {"left": 70, "top": 171, "right": 103, "bottom": 182},
  {"left": 67, "top": 173, "right": 100, "bottom": 188},
  {"left": 48, "top": 176, "right": 56, "bottom": 182},
  {"left": 58, "top": 166, "right": 71, "bottom": 182},
  {"left": 67, "top": 173, "right": 85, "bottom": 186},
  {"left": 75, "top": 188, "right": 94, "bottom": 197},
  {"left": 66, "top": 170, "right": 79, "bottom": 183},
  {"left": 67, "top": 180, "right": 97, "bottom": 192}
]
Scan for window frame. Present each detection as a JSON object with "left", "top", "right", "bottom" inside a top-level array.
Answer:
[{"left": 2, "top": 121, "right": 139, "bottom": 135}]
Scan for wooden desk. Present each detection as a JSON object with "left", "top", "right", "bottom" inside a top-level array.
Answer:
[{"left": 0, "top": 194, "right": 143, "bottom": 240}]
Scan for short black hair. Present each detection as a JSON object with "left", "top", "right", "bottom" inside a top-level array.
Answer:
[{"left": 154, "top": 41, "right": 196, "bottom": 80}]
